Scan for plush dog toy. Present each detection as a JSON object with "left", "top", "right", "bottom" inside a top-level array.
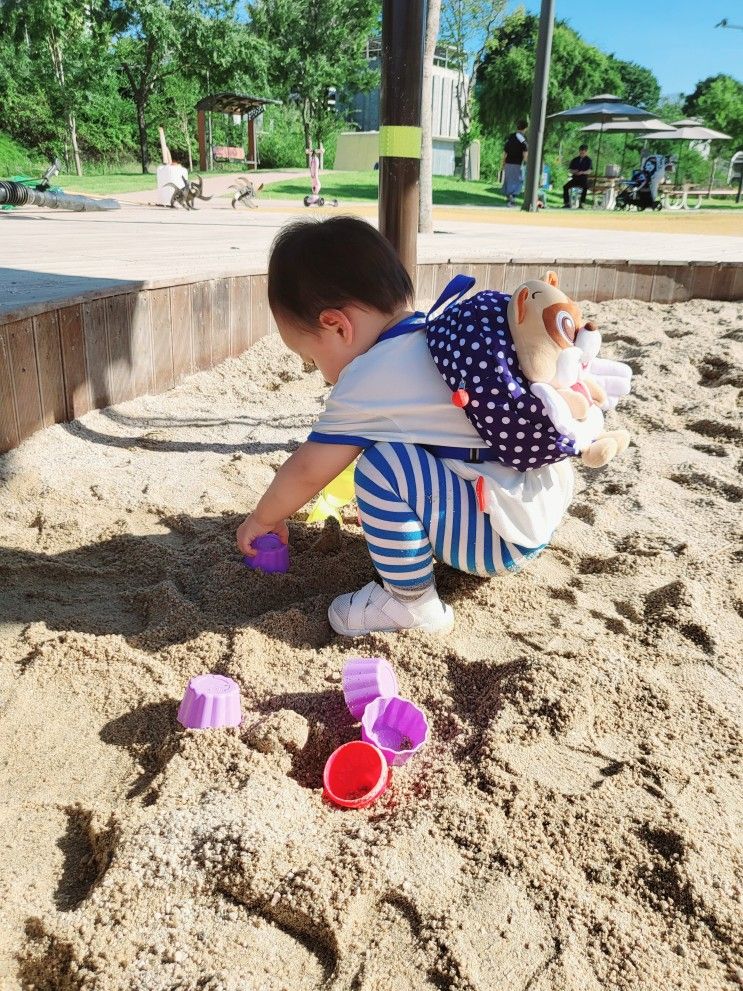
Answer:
[{"left": 506, "top": 271, "right": 630, "bottom": 468}]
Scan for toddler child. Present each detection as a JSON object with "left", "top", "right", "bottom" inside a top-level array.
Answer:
[{"left": 236, "top": 216, "right": 625, "bottom": 637}]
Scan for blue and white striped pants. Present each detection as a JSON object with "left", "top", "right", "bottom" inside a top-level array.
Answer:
[{"left": 355, "top": 442, "right": 546, "bottom": 591}]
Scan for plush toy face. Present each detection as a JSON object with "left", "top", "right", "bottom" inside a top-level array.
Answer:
[{"left": 506, "top": 271, "right": 595, "bottom": 385}]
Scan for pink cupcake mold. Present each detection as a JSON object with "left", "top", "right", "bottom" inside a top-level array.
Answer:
[
  {"left": 177, "top": 674, "right": 242, "bottom": 729},
  {"left": 243, "top": 533, "right": 290, "bottom": 573},
  {"left": 361, "top": 696, "right": 428, "bottom": 766},
  {"left": 342, "top": 657, "right": 399, "bottom": 720}
]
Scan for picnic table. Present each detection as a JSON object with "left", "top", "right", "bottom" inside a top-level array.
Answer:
[{"left": 661, "top": 184, "right": 741, "bottom": 210}]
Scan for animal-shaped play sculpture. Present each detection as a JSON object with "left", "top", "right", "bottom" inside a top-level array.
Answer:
[{"left": 164, "top": 174, "right": 212, "bottom": 210}]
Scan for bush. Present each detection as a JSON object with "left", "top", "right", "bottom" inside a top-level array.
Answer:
[
  {"left": 479, "top": 135, "right": 503, "bottom": 185},
  {"left": 258, "top": 106, "right": 307, "bottom": 168},
  {"left": 0, "top": 131, "right": 42, "bottom": 177}
]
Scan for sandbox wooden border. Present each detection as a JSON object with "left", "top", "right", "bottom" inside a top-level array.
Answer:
[{"left": 1, "top": 259, "right": 741, "bottom": 454}]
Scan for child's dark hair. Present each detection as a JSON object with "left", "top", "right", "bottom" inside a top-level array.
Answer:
[{"left": 267, "top": 216, "right": 414, "bottom": 330}]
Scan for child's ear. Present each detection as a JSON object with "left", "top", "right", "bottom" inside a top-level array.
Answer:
[
  {"left": 544, "top": 271, "right": 559, "bottom": 287},
  {"left": 318, "top": 308, "right": 354, "bottom": 341},
  {"left": 515, "top": 286, "right": 529, "bottom": 324}
]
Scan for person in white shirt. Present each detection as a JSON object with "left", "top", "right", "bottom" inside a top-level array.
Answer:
[{"left": 236, "top": 217, "right": 628, "bottom": 637}]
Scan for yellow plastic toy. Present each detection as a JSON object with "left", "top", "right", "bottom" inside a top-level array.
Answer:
[{"left": 307, "top": 462, "right": 356, "bottom": 524}]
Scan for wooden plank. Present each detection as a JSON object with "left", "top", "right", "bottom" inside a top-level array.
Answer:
[
  {"left": 415, "top": 264, "right": 436, "bottom": 310},
  {"left": 485, "top": 262, "right": 507, "bottom": 291},
  {"left": 105, "top": 293, "right": 134, "bottom": 404},
  {"left": 211, "top": 278, "right": 231, "bottom": 364},
  {"left": 33, "top": 309, "right": 66, "bottom": 427},
  {"left": 689, "top": 262, "right": 717, "bottom": 301},
  {"left": 249, "top": 273, "right": 269, "bottom": 343},
  {"left": 651, "top": 265, "right": 686, "bottom": 304},
  {"left": 58, "top": 305, "right": 91, "bottom": 419},
  {"left": 6, "top": 318, "right": 43, "bottom": 441},
  {"left": 574, "top": 263, "right": 597, "bottom": 301},
  {"left": 229, "top": 276, "right": 251, "bottom": 356},
  {"left": 594, "top": 265, "right": 618, "bottom": 303},
  {"left": 130, "top": 292, "right": 154, "bottom": 398},
  {"left": 191, "top": 281, "right": 212, "bottom": 370},
  {"left": 82, "top": 297, "right": 111, "bottom": 409},
  {"left": 170, "top": 283, "right": 193, "bottom": 383},
  {"left": 149, "top": 288, "right": 174, "bottom": 393},
  {"left": 714, "top": 263, "right": 738, "bottom": 302},
  {"left": 0, "top": 324, "right": 20, "bottom": 453},
  {"left": 503, "top": 263, "right": 525, "bottom": 290},
  {"left": 614, "top": 265, "right": 635, "bottom": 300},
  {"left": 730, "top": 264, "right": 743, "bottom": 303},
  {"left": 631, "top": 264, "right": 656, "bottom": 302},
  {"left": 555, "top": 265, "right": 578, "bottom": 298}
]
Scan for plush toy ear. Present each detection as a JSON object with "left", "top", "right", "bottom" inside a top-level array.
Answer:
[
  {"left": 515, "top": 286, "right": 529, "bottom": 324},
  {"left": 544, "top": 271, "right": 559, "bottom": 287}
]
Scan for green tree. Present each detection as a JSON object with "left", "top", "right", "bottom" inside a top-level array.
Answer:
[
  {"left": 249, "top": 0, "right": 379, "bottom": 153},
  {"left": 684, "top": 74, "right": 743, "bottom": 149},
  {"left": 440, "top": 0, "right": 506, "bottom": 176},
  {"left": 108, "top": 0, "right": 260, "bottom": 173},
  {"left": 477, "top": 11, "right": 623, "bottom": 138},
  {"left": 0, "top": 0, "right": 112, "bottom": 174},
  {"left": 612, "top": 58, "right": 660, "bottom": 110}
]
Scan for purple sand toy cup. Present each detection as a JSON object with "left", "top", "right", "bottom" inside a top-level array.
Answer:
[
  {"left": 177, "top": 674, "right": 242, "bottom": 729},
  {"left": 243, "top": 533, "right": 290, "bottom": 574},
  {"left": 342, "top": 657, "right": 399, "bottom": 720},
  {"left": 361, "top": 696, "right": 429, "bottom": 767},
  {"left": 323, "top": 741, "right": 391, "bottom": 809}
]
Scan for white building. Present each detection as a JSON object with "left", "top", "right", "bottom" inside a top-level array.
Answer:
[{"left": 335, "top": 40, "right": 478, "bottom": 178}]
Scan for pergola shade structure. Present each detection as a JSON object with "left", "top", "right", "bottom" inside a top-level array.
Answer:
[{"left": 195, "top": 93, "right": 282, "bottom": 171}]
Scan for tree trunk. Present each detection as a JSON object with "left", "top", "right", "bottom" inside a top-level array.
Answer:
[
  {"left": 49, "top": 35, "right": 83, "bottom": 175},
  {"left": 419, "top": 0, "right": 442, "bottom": 233},
  {"left": 181, "top": 114, "right": 193, "bottom": 171},
  {"left": 68, "top": 113, "right": 82, "bottom": 176},
  {"left": 136, "top": 99, "right": 150, "bottom": 173}
]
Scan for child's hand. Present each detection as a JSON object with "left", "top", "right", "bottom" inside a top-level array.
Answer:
[{"left": 236, "top": 515, "right": 289, "bottom": 557}]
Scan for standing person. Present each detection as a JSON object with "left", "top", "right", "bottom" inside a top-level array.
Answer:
[
  {"left": 563, "top": 144, "right": 593, "bottom": 208},
  {"left": 502, "top": 119, "right": 528, "bottom": 207}
]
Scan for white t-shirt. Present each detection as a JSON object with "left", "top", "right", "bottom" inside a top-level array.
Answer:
[{"left": 309, "top": 322, "right": 574, "bottom": 547}]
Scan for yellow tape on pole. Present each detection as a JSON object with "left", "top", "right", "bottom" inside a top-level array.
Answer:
[{"left": 379, "top": 125, "right": 422, "bottom": 159}]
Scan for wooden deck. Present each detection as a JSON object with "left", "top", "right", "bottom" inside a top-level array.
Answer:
[{"left": 1, "top": 258, "right": 741, "bottom": 455}]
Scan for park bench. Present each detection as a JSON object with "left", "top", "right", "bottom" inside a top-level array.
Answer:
[{"left": 212, "top": 145, "right": 246, "bottom": 163}]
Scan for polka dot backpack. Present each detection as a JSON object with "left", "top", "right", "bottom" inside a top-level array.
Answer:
[{"left": 426, "top": 274, "right": 578, "bottom": 471}]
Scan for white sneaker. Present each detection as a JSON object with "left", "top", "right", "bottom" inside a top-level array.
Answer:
[{"left": 328, "top": 581, "right": 454, "bottom": 637}]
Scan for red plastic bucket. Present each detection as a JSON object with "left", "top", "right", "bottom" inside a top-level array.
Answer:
[{"left": 323, "top": 741, "right": 390, "bottom": 809}]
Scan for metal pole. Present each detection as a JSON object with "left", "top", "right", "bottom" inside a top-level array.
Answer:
[
  {"left": 379, "top": 0, "right": 427, "bottom": 279},
  {"left": 592, "top": 124, "right": 604, "bottom": 204},
  {"left": 522, "top": 0, "right": 555, "bottom": 211}
]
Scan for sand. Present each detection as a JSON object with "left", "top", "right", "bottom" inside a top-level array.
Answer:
[{"left": 0, "top": 297, "right": 742, "bottom": 991}]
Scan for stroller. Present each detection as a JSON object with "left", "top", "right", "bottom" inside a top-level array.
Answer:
[{"left": 615, "top": 155, "right": 664, "bottom": 211}]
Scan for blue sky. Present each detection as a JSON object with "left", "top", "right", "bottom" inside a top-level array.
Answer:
[{"left": 521, "top": 0, "right": 743, "bottom": 97}]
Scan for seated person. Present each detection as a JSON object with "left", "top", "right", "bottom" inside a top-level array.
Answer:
[{"left": 563, "top": 145, "right": 592, "bottom": 208}]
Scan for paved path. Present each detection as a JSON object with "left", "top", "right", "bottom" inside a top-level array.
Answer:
[{"left": 2, "top": 198, "right": 742, "bottom": 316}]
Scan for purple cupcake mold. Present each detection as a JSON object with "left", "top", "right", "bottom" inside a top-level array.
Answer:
[
  {"left": 342, "top": 657, "right": 399, "bottom": 720},
  {"left": 177, "top": 674, "right": 242, "bottom": 729},
  {"left": 243, "top": 533, "right": 290, "bottom": 574},
  {"left": 361, "top": 696, "right": 429, "bottom": 767}
]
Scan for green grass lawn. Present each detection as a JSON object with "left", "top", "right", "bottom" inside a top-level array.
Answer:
[
  {"left": 260, "top": 171, "right": 524, "bottom": 207},
  {"left": 55, "top": 171, "right": 157, "bottom": 194},
  {"left": 47, "top": 166, "right": 741, "bottom": 209}
]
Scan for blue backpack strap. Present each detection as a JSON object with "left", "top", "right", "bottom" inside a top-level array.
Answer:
[{"left": 426, "top": 274, "right": 476, "bottom": 322}]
